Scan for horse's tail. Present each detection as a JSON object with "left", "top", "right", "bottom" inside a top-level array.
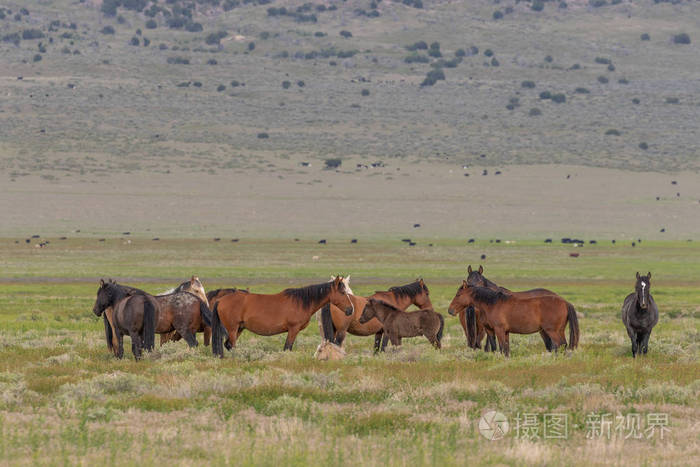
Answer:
[
  {"left": 199, "top": 299, "right": 212, "bottom": 328},
  {"left": 466, "top": 306, "right": 477, "bottom": 348},
  {"left": 319, "top": 304, "right": 337, "bottom": 343},
  {"left": 103, "top": 314, "right": 113, "bottom": 352},
  {"left": 142, "top": 298, "right": 156, "bottom": 352},
  {"left": 436, "top": 313, "right": 445, "bottom": 344},
  {"left": 211, "top": 302, "right": 224, "bottom": 358},
  {"left": 566, "top": 302, "right": 579, "bottom": 350}
]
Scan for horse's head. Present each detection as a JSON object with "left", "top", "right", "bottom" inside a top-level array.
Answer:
[
  {"left": 358, "top": 298, "right": 378, "bottom": 324},
  {"left": 414, "top": 278, "right": 433, "bottom": 309},
  {"left": 466, "top": 264, "right": 486, "bottom": 287},
  {"left": 330, "top": 275, "right": 353, "bottom": 296},
  {"left": 182, "top": 275, "right": 209, "bottom": 307},
  {"left": 448, "top": 280, "right": 475, "bottom": 316},
  {"left": 93, "top": 279, "right": 113, "bottom": 317},
  {"left": 635, "top": 271, "right": 652, "bottom": 310},
  {"left": 329, "top": 275, "right": 354, "bottom": 316}
]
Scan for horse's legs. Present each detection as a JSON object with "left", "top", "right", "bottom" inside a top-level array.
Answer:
[
  {"left": 203, "top": 326, "right": 211, "bottom": 346},
  {"left": 458, "top": 311, "right": 468, "bottom": 342},
  {"left": 380, "top": 333, "right": 389, "bottom": 352},
  {"left": 115, "top": 329, "right": 125, "bottom": 359},
  {"left": 129, "top": 330, "right": 143, "bottom": 360},
  {"left": 374, "top": 331, "right": 383, "bottom": 353},
  {"left": 284, "top": 325, "right": 302, "bottom": 351},
  {"left": 182, "top": 330, "right": 198, "bottom": 347},
  {"left": 641, "top": 330, "right": 652, "bottom": 355},
  {"left": 625, "top": 326, "right": 637, "bottom": 357},
  {"left": 494, "top": 328, "right": 509, "bottom": 357},
  {"left": 540, "top": 330, "right": 553, "bottom": 352},
  {"left": 334, "top": 330, "right": 347, "bottom": 347},
  {"left": 487, "top": 334, "right": 498, "bottom": 352}
]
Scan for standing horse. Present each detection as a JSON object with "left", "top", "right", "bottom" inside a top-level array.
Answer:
[
  {"left": 465, "top": 265, "right": 558, "bottom": 352},
  {"left": 211, "top": 276, "right": 353, "bottom": 357},
  {"left": 98, "top": 281, "right": 216, "bottom": 352},
  {"left": 160, "top": 276, "right": 213, "bottom": 346},
  {"left": 319, "top": 278, "right": 433, "bottom": 352},
  {"left": 621, "top": 272, "right": 658, "bottom": 357},
  {"left": 359, "top": 298, "right": 444, "bottom": 350},
  {"left": 448, "top": 282, "right": 579, "bottom": 357},
  {"left": 92, "top": 280, "right": 156, "bottom": 360}
]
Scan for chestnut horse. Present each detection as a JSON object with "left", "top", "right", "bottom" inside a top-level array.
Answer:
[
  {"left": 465, "top": 265, "right": 558, "bottom": 352},
  {"left": 211, "top": 276, "right": 353, "bottom": 357},
  {"left": 319, "top": 278, "right": 433, "bottom": 352},
  {"left": 448, "top": 282, "right": 579, "bottom": 357}
]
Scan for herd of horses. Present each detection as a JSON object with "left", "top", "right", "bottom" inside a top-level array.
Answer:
[{"left": 91, "top": 266, "right": 659, "bottom": 360}]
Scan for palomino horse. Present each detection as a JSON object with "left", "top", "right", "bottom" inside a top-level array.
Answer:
[
  {"left": 211, "top": 276, "right": 353, "bottom": 357},
  {"left": 92, "top": 280, "right": 156, "bottom": 360},
  {"left": 319, "top": 278, "right": 433, "bottom": 352},
  {"left": 621, "top": 272, "right": 658, "bottom": 357},
  {"left": 448, "top": 282, "right": 579, "bottom": 357},
  {"left": 359, "top": 298, "right": 444, "bottom": 350},
  {"left": 465, "top": 265, "right": 558, "bottom": 352},
  {"left": 160, "top": 276, "right": 212, "bottom": 346}
]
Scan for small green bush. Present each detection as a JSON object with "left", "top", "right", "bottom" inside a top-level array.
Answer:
[
  {"left": 339, "top": 30, "right": 352, "bottom": 39},
  {"left": 529, "top": 108, "right": 542, "bottom": 116},
  {"left": 325, "top": 158, "right": 342, "bottom": 169},
  {"left": 521, "top": 80, "right": 535, "bottom": 89},
  {"left": 672, "top": 33, "right": 690, "bottom": 45},
  {"left": 146, "top": 19, "right": 157, "bottom": 29},
  {"left": 597, "top": 76, "right": 609, "bottom": 84},
  {"left": 539, "top": 91, "right": 551, "bottom": 100},
  {"left": 639, "top": 142, "right": 648, "bottom": 150},
  {"left": 361, "top": 89, "right": 370, "bottom": 96},
  {"left": 484, "top": 49, "right": 494, "bottom": 57},
  {"left": 531, "top": 0, "right": 544, "bottom": 11},
  {"left": 605, "top": 129, "right": 621, "bottom": 136},
  {"left": 493, "top": 10, "right": 503, "bottom": 20},
  {"left": 551, "top": 93, "right": 566, "bottom": 103},
  {"left": 575, "top": 87, "right": 590, "bottom": 94},
  {"left": 217, "top": 84, "right": 226, "bottom": 92},
  {"left": 665, "top": 97, "right": 679, "bottom": 104},
  {"left": 641, "top": 33, "right": 650, "bottom": 41},
  {"left": 282, "top": 80, "right": 291, "bottom": 89}
]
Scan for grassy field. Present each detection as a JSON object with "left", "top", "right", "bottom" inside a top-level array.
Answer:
[{"left": 0, "top": 237, "right": 698, "bottom": 465}]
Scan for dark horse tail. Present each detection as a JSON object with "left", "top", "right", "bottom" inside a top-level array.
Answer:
[
  {"left": 211, "top": 302, "right": 224, "bottom": 358},
  {"left": 103, "top": 314, "right": 113, "bottom": 352},
  {"left": 436, "top": 313, "right": 445, "bottom": 344},
  {"left": 566, "top": 302, "right": 579, "bottom": 350},
  {"left": 142, "top": 298, "right": 156, "bottom": 352},
  {"left": 466, "top": 306, "right": 477, "bottom": 348},
  {"left": 319, "top": 304, "right": 337, "bottom": 343},
  {"left": 199, "top": 299, "right": 213, "bottom": 328}
]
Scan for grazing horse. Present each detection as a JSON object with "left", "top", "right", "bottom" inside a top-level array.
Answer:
[
  {"left": 160, "top": 276, "right": 212, "bottom": 346},
  {"left": 448, "top": 282, "right": 579, "bottom": 357},
  {"left": 465, "top": 265, "right": 558, "bottom": 352},
  {"left": 319, "top": 278, "right": 433, "bottom": 352},
  {"left": 211, "top": 276, "right": 353, "bottom": 357},
  {"left": 359, "top": 298, "right": 444, "bottom": 350},
  {"left": 621, "top": 272, "right": 658, "bottom": 357},
  {"left": 92, "top": 280, "right": 156, "bottom": 360}
]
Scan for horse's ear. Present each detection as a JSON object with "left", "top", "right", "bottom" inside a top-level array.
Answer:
[
  {"left": 191, "top": 275, "right": 197, "bottom": 281},
  {"left": 478, "top": 265, "right": 483, "bottom": 274},
  {"left": 462, "top": 279, "right": 467, "bottom": 287},
  {"left": 99, "top": 279, "right": 105, "bottom": 287},
  {"left": 346, "top": 274, "right": 351, "bottom": 282},
  {"left": 467, "top": 265, "right": 472, "bottom": 274},
  {"left": 636, "top": 271, "right": 640, "bottom": 280},
  {"left": 647, "top": 272, "right": 651, "bottom": 279}
]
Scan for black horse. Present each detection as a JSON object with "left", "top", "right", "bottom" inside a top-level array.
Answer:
[
  {"left": 92, "top": 280, "right": 156, "bottom": 360},
  {"left": 621, "top": 272, "right": 658, "bottom": 357}
]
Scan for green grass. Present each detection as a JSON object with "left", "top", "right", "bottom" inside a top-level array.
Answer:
[{"left": 0, "top": 238, "right": 698, "bottom": 465}]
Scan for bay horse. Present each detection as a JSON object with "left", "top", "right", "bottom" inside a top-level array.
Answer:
[
  {"left": 621, "top": 272, "right": 658, "bottom": 357},
  {"left": 359, "top": 298, "right": 444, "bottom": 350},
  {"left": 92, "top": 280, "right": 156, "bottom": 360},
  {"left": 160, "top": 276, "right": 212, "bottom": 346},
  {"left": 319, "top": 278, "right": 433, "bottom": 352},
  {"left": 465, "top": 265, "right": 558, "bottom": 352},
  {"left": 211, "top": 276, "right": 353, "bottom": 357},
  {"left": 448, "top": 282, "right": 579, "bottom": 357},
  {"left": 98, "top": 280, "right": 216, "bottom": 353}
]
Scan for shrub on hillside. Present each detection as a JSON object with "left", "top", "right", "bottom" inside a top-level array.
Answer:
[
  {"left": 672, "top": 33, "right": 690, "bottom": 44},
  {"left": 22, "top": 29, "right": 44, "bottom": 40},
  {"left": 575, "top": 87, "right": 590, "bottom": 94},
  {"left": 551, "top": 93, "right": 566, "bottom": 103},
  {"left": 146, "top": 19, "right": 157, "bottom": 29},
  {"left": 529, "top": 108, "right": 542, "bottom": 116},
  {"left": 640, "top": 33, "right": 650, "bottom": 41},
  {"left": 521, "top": 80, "right": 536, "bottom": 88},
  {"left": 282, "top": 80, "right": 291, "bottom": 89},
  {"left": 531, "top": 0, "right": 544, "bottom": 11},
  {"left": 340, "top": 30, "right": 352, "bottom": 38},
  {"left": 605, "top": 129, "right": 621, "bottom": 136},
  {"left": 639, "top": 142, "right": 648, "bottom": 150},
  {"left": 597, "top": 76, "right": 609, "bottom": 84},
  {"left": 325, "top": 158, "right": 342, "bottom": 169}
]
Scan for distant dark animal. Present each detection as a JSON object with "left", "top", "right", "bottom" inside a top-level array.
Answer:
[
  {"left": 468, "top": 238, "right": 475, "bottom": 243},
  {"left": 463, "top": 265, "right": 557, "bottom": 352},
  {"left": 408, "top": 242, "right": 416, "bottom": 246},
  {"left": 214, "top": 238, "right": 221, "bottom": 241},
  {"left": 589, "top": 240, "right": 597, "bottom": 244},
  {"left": 482, "top": 170, "right": 488, "bottom": 175},
  {"left": 480, "top": 254, "right": 486, "bottom": 260},
  {"left": 413, "top": 223, "right": 421, "bottom": 228},
  {"left": 612, "top": 240, "right": 616, "bottom": 244},
  {"left": 448, "top": 282, "right": 579, "bottom": 357},
  {"left": 25, "top": 239, "right": 30, "bottom": 243},
  {"left": 495, "top": 171, "right": 501, "bottom": 175},
  {"left": 632, "top": 242, "right": 636, "bottom": 247},
  {"left": 401, "top": 238, "right": 411, "bottom": 243},
  {"left": 211, "top": 277, "right": 351, "bottom": 356},
  {"left": 621, "top": 272, "right": 658, "bottom": 357},
  {"left": 152, "top": 237, "right": 159, "bottom": 241},
  {"left": 320, "top": 278, "right": 433, "bottom": 352},
  {"left": 570, "top": 253, "right": 579, "bottom": 257},
  {"left": 671, "top": 180, "right": 677, "bottom": 185},
  {"left": 31, "top": 235, "right": 40, "bottom": 238},
  {"left": 660, "top": 228, "right": 665, "bottom": 233},
  {"left": 359, "top": 299, "right": 444, "bottom": 350},
  {"left": 561, "top": 238, "right": 571, "bottom": 244},
  {"left": 545, "top": 238, "right": 552, "bottom": 243},
  {"left": 92, "top": 280, "right": 155, "bottom": 360},
  {"left": 351, "top": 239, "right": 358, "bottom": 243}
]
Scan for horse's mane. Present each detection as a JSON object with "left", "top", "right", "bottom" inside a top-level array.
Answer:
[
  {"left": 384, "top": 280, "right": 427, "bottom": 299},
  {"left": 206, "top": 288, "right": 246, "bottom": 301},
  {"left": 468, "top": 272, "right": 507, "bottom": 292},
  {"left": 471, "top": 286, "right": 509, "bottom": 305},
  {"left": 370, "top": 299, "right": 402, "bottom": 313},
  {"left": 283, "top": 282, "right": 333, "bottom": 308}
]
